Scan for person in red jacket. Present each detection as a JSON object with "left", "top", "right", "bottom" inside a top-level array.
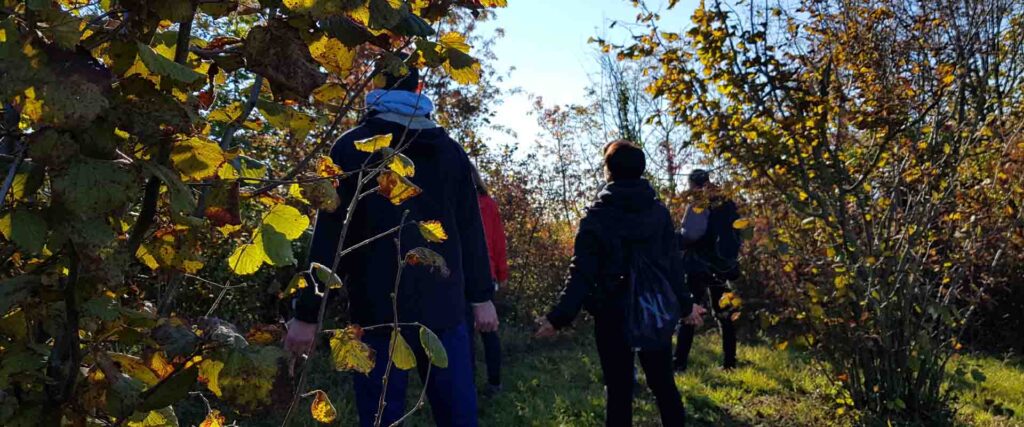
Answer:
[{"left": 471, "top": 165, "right": 508, "bottom": 397}]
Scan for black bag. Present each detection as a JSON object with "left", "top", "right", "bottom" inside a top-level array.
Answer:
[{"left": 623, "top": 242, "right": 681, "bottom": 350}]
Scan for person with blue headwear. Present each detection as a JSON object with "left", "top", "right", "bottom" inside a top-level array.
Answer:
[{"left": 284, "top": 59, "right": 498, "bottom": 427}]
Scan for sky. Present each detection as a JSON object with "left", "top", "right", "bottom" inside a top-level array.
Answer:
[{"left": 476, "top": 0, "right": 696, "bottom": 148}]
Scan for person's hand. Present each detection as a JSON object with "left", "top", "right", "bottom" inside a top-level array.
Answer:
[
  {"left": 683, "top": 304, "right": 707, "bottom": 327},
  {"left": 534, "top": 316, "right": 556, "bottom": 338},
  {"left": 283, "top": 318, "right": 317, "bottom": 375},
  {"left": 473, "top": 301, "right": 499, "bottom": 332}
]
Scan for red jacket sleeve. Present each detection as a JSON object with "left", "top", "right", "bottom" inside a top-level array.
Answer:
[{"left": 478, "top": 195, "right": 509, "bottom": 283}]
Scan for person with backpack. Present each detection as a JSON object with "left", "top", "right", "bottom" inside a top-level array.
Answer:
[
  {"left": 284, "top": 62, "right": 498, "bottom": 427},
  {"left": 535, "top": 140, "right": 705, "bottom": 426},
  {"left": 674, "top": 169, "right": 742, "bottom": 372},
  {"left": 469, "top": 165, "right": 507, "bottom": 397}
]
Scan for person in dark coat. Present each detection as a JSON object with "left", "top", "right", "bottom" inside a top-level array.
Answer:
[
  {"left": 284, "top": 62, "right": 498, "bottom": 427},
  {"left": 535, "top": 140, "right": 705, "bottom": 427},
  {"left": 674, "top": 169, "right": 742, "bottom": 371}
]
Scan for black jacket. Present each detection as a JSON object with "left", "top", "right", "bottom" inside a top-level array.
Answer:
[
  {"left": 294, "top": 116, "right": 494, "bottom": 331},
  {"left": 546, "top": 179, "right": 693, "bottom": 329},
  {"left": 682, "top": 196, "right": 741, "bottom": 281}
]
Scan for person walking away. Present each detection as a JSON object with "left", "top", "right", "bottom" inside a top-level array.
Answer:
[
  {"left": 470, "top": 165, "right": 507, "bottom": 397},
  {"left": 674, "top": 169, "right": 742, "bottom": 372},
  {"left": 284, "top": 62, "right": 499, "bottom": 427},
  {"left": 535, "top": 140, "right": 705, "bottom": 427}
]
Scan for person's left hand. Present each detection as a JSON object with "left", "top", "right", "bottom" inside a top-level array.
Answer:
[
  {"left": 473, "top": 301, "right": 499, "bottom": 332},
  {"left": 534, "top": 316, "right": 556, "bottom": 338}
]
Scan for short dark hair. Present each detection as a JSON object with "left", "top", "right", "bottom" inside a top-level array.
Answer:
[
  {"left": 378, "top": 54, "right": 420, "bottom": 92},
  {"left": 688, "top": 169, "right": 710, "bottom": 187},
  {"left": 603, "top": 140, "right": 645, "bottom": 181}
]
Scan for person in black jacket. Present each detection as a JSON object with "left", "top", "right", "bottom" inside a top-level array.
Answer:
[
  {"left": 536, "top": 140, "right": 705, "bottom": 427},
  {"left": 283, "top": 63, "right": 498, "bottom": 427},
  {"left": 674, "top": 169, "right": 742, "bottom": 371}
]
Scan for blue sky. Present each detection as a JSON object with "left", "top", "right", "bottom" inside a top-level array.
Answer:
[{"left": 476, "top": 0, "right": 696, "bottom": 147}]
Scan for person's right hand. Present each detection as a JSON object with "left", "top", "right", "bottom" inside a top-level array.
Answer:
[
  {"left": 534, "top": 316, "right": 557, "bottom": 338},
  {"left": 283, "top": 318, "right": 318, "bottom": 375},
  {"left": 684, "top": 304, "right": 707, "bottom": 327}
]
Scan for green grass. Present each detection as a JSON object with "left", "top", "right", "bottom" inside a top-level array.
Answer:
[{"left": 181, "top": 326, "right": 1024, "bottom": 426}]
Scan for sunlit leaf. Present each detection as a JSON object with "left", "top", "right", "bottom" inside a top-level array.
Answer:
[
  {"left": 228, "top": 243, "right": 265, "bottom": 275},
  {"left": 198, "top": 410, "right": 225, "bottom": 427},
  {"left": 390, "top": 330, "right": 416, "bottom": 370},
  {"left": 439, "top": 32, "right": 470, "bottom": 53},
  {"left": 263, "top": 204, "right": 310, "bottom": 240},
  {"left": 417, "top": 220, "right": 447, "bottom": 243},
  {"left": 126, "top": 406, "right": 179, "bottom": 427},
  {"left": 419, "top": 326, "right": 448, "bottom": 368},
  {"left": 444, "top": 49, "right": 481, "bottom": 85},
  {"left": 329, "top": 326, "right": 375, "bottom": 374},
  {"left": 171, "top": 137, "right": 227, "bottom": 181},
  {"left": 109, "top": 353, "right": 162, "bottom": 387},
  {"left": 310, "top": 390, "right": 338, "bottom": 424},
  {"left": 308, "top": 34, "right": 356, "bottom": 77},
  {"left": 198, "top": 359, "right": 225, "bottom": 397},
  {"left": 387, "top": 151, "right": 415, "bottom": 177},
  {"left": 354, "top": 133, "right": 393, "bottom": 153},
  {"left": 136, "top": 42, "right": 204, "bottom": 84},
  {"left": 732, "top": 218, "right": 750, "bottom": 229},
  {"left": 377, "top": 170, "right": 422, "bottom": 205},
  {"left": 317, "top": 155, "right": 344, "bottom": 178},
  {"left": 218, "top": 346, "right": 284, "bottom": 411}
]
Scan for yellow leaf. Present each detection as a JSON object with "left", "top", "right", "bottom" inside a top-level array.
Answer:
[
  {"left": 308, "top": 34, "right": 355, "bottom": 77},
  {"left": 439, "top": 32, "right": 471, "bottom": 53},
  {"left": 289, "top": 183, "right": 310, "bottom": 204},
  {"left": 329, "top": 326, "right": 376, "bottom": 374},
  {"left": 732, "top": 218, "right": 750, "bottom": 229},
  {"left": 317, "top": 155, "right": 343, "bottom": 178},
  {"left": 171, "top": 137, "right": 226, "bottom": 181},
  {"left": 377, "top": 170, "right": 422, "bottom": 205},
  {"left": 391, "top": 330, "right": 417, "bottom": 370},
  {"left": 199, "top": 359, "right": 225, "bottom": 397},
  {"left": 147, "top": 352, "right": 175, "bottom": 380},
  {"left": 310, "top": 390, "right": 338, "bottom": 424},
  {"left": 199, "top": 410, "right": 225, "bottom": 427},
  {"left": 228, "top": 243, "right": 265, "bottom": 275},
  {"left": 775, "top": 341, "right": 789, "bottom": 351},
  {"left": 444, "top": 56, "right": 481, "bottom": 85},
  {"left": 109, "top": 353, "right": 161, "bottom": 386},
  {"left": 313, "top": 83, "right": 347, "bottom": 105},
  {"left": 283, "top": 0, "right": 316, "bottom": 13},
  {"left": 126, "top": 407, "right": 178, "bottom": 427},
  {"left": 417, "top": 220, "right": 447, "bottom": 243},
  {"left": 388, "top": 153, "right": 415, "bottom": 177},
  {"left": 208, "top": 102, "right": 243, "bottom": 123},
  {"left": 354, "top": 134, "right": 393, "bottom": 153},
  {"left": 478, "top": 0, "right": 508, "bottom": 6},
  {"left": 263, "top": 204, "right": 310, "bottom": 240}
]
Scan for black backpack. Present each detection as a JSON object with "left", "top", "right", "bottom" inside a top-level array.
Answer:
[{"left": 622, "top": 241, "right": 682, "bottom": 350}]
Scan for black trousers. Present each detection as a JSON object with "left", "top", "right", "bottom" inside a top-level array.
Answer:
[
  {"left": 675, "top": 273, "right": 737, "bottom": 370},
  {"left": 468, "top": 329, "right": 501, "bottom": 386},
  {"left": 595, "top": 314, "right": 686, "bottom": 426}
]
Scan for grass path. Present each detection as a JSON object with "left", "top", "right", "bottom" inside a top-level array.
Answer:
[{"left": 186, "top": 326, "right": 1024, "bottom": 426}]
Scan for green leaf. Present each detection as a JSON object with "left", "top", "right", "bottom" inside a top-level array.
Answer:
[
  {"left": 970, "top": 368, "right": 987, "bottom": 383},
  {"left": 259, "top": 226, "right": 296, "bottom": 266},
  {"left": 0, "top": 207, "right": 47, "bottom": 254},
  {"left": 138, "top": 366, "right": 197, "bottom": 412},
  {"left": 218, "top": 346, "right": 284, "bottom": 411},
  {"left": 217, "top": 156, "right": 268, "bottom": 180},
  {"left": 126, "top": 406, "right": 179, "bottom": 427},
  {"left": 310, "top": 262, "right": 342, "bottom": 290},
  {"left": 263, "top": 204, "right": 310, "bottom": 240},
  {"left": 82, "top": 296, "right": 121, "bottom": 322},
  {"left": 52, "top": 157, "right": 137, "bottom": 218},
  {"left": 419, "top": 326, "right": 448, "bottom": 369},
  {"left": 142, "top": 162, "right": 196, "bottom": 214},
  {"left": 390, "top": 330, "right": 416, "bottom": 370},
  {"left": 136, "top": 42, "right": 204, "bottom": 84},
  {"left": 228, "top": 243, "right": 265, "bottom": 276},
  {"left": 171, "top": 137, "right": 227, "bottom": 181}
]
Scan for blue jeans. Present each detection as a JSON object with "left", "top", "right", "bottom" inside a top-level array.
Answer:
[{"left": 354, "top": 323, "right": 478, "bottom": 427}]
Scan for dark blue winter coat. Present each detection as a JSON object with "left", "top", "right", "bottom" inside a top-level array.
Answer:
[{"left": 293, "top": 115, "right": 494, "bottom": 331}]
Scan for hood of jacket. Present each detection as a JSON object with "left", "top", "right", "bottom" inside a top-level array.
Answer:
[{"left": 588, "top": 179, "right": 665, "bottom": 241}]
